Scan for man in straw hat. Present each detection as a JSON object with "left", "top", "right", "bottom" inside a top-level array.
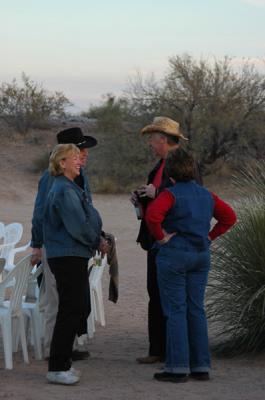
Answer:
[{"left": 132, "top": 116, "right": 202, "bottom": 364}]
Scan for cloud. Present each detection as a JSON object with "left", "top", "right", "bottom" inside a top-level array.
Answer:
[{"left": 242, "top": 0, "right": 265, "bottom": 6}]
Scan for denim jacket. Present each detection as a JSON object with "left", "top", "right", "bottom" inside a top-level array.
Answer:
[
  {"left": 31, "top": 168, "right": 92, "bottom": 248},
  {"left": 43, "top": 175, "right": 102, "bottom": 259}
]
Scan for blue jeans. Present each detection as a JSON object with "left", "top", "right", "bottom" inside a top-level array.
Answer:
[{"left": 156, "top": 244, "right": 211, "bottom": 374}]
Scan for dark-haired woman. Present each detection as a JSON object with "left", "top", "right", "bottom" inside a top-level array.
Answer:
[{"left": 146, "top": 148, "right": 237, "bottom": 383}]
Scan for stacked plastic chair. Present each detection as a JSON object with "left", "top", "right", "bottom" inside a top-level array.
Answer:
[
  {"left": 0, "top": 223, "right": 30, "bottom": 275},
  {"left": 21, "top": 264, "right": 44, "bottom": 360},
  {"left": 0, "top": 254, "right": 32, "bottom": 369}
]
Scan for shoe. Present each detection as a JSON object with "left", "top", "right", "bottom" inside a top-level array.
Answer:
[
  {"left": 136, "top": 355, "right": 165, "bottom": 364},
  {"left": 71, "top": 350, "right": 90, "bottom": 361},
  {"left": 46, "top": 370, "right": 80, "bottom": 385},
  {"left": 70, "top": 367, "right": 81, "bottom": 377},
  {"left": 154, "top": 371, "right": 188, "bottom": 383},
  {"left": 190, "top": 372, "right": 210, "bottom": 381}
]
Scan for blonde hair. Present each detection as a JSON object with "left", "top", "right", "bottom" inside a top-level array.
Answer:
[{"left": 49, "top": 144, "right": 80, "bottom": 176}]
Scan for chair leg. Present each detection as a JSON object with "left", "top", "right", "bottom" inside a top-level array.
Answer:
[
  {"left": 19, "top": 314, "right": 29, "bottom": 364},
  {"left": 87, "top": 310, "right": 95, "bottom": 338},
  {"left": 12, "top": 318, "right": 20, "bottom": 352},
  {"left": 2, "top": 316, "right": 13, "bottom": 369},
  {"left": 31, "top": 310, "right": 43, "bottom": 360}
]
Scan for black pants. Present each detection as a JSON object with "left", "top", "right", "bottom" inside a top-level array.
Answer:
[
  {"left": 48, "top": 256, "right": 89, "bottom": 371},
  {"left": 147, "top": 249, "right": 166, "bottom": 358}
]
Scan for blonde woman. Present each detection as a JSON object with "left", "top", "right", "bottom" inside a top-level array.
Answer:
[{"left": 43, "top": 144, "right": 102, "bottom": 385}]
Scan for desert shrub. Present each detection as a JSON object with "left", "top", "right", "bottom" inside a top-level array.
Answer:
[
  {"left": 83, "top": 95, "right": 155, "bottom": 192},
  {"left": 126, "top": 54, "right": 265, "bottom": 167},
  {"left": 86, "top": 126, "right": 154, "bottom": 192},
  {"left": 207, "top": 161, "right": 265, "bottom": 355},
  {"left": 232, "top": 159, "right": 265, "bottom": 198},
  {"left": 0, "top": 73, "right": 71, "bottom": 133},
  {"left": 82, "top": 94, "right": 128, "bottom": 133},
  {"left": 31, "top": 151, "right": 50, "bottom": 173}
]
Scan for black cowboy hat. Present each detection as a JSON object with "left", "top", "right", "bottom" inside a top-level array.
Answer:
[{"left": 57, "top": 127, "right": 97, "bottom": 148}]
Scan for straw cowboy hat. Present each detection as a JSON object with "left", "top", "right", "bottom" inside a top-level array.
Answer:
[
  {"left": 57, "top": 127, "right": 97, "bottom": 148},
  {"left": 141, "top": 116, "right": 188, "bottom": 141}
]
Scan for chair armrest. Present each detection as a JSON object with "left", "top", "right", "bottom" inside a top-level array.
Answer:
[
  {"left": 5, "top": 241, "right": 30, "bottom": 266},
  {"left": 0, "top": 242, "right": 17, "bottom": 251},
  {"left": 13, "top": 240, "right": 31, "bottom": 255}
]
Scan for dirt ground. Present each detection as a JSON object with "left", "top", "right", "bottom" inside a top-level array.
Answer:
[{"left": 0, "top": 135, "right": 265, "bottom": 400}]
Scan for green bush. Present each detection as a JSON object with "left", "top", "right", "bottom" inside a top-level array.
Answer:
[
  {"left": 82, "top": 94, "right": 128, "bottom": 133},
  {"left": 82, "top": 95, "right": 155, "bottom": 193},
  {"left": 126, "top": 55, "right": 265, "bottom": 167},
  {"left": 232, "top": 159, "right": 265, "bottom": 198},
  {"left": 207, "top": 161, "right": 265, "bottom": 354},
  {"left": 31, "top": 151, "right": 50, "bottom": 173},
  {"left": 0, "top": 73, "right": 71, "bottom": 133},
  {"left": 86, "top": 127, "right": 154, "bottom": 193}
]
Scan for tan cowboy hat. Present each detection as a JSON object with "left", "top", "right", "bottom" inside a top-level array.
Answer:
[{"left": 141, "top": 116, "right": 188, "bottom": 140}]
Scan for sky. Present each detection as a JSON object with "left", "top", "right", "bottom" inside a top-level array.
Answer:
[{"left": 0, "top": 0, "right": 265, "bottom": 112}]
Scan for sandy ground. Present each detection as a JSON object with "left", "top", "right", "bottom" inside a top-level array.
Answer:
[{"left": 0, "top": 145, "right": 265, "bottom": 399}]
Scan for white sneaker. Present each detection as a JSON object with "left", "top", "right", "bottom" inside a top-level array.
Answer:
[
  {"left": 46, "top": 370, "right": 80, "bottom": 385},
  {"left": 70, "top": 367, "right": 81, "bottom": 377}
]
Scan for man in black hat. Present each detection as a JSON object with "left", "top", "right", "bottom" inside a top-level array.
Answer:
[{"left": 31, "top": 127, "right": 105, "bottom": 360}]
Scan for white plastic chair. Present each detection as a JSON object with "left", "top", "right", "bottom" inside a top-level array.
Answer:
[
  {"left": 0, "top": 223, "right": 30, "bottom": 273},
  {"left": 21, "top": 263, "right": 44, "bottom": 360},
  {"left": 87, "top": 257, "right": 96, "bottom": 338},
  {"left": 87, "top": 253, "right": 107, "bottom": 338},
  {"left": 0, "top": 254, "right": 32, "bottom": 369},
  {"left": 0, "top": 222, "right": 5, "bottom": 240}
]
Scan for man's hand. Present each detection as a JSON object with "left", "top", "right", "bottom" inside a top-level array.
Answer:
[
  {"left": 98, "top": 237, "right": 110, "bottom": 255},
  {"left": 138, "top": 184, "right": 157, "bottom": 199},
  {"left": 31, "top": 247, "right": 42, "bottom": 266},
  {"left": 130, "top": 191, "right": 138, "bottom": 205}
]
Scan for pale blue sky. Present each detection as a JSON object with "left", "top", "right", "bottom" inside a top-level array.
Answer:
[{"left": 0, "top": 0, "right": 264, "bottom": 111}]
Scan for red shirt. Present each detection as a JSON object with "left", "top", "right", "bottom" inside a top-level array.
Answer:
[
  {"left": 145, "top": 160, "right": 165, "bottom": 217},
  {"left": 152, "top": 160, "right": 165, "bottom": 189},
  {"left": 146, "top": 190, "right": 237, "bottom": 241}
]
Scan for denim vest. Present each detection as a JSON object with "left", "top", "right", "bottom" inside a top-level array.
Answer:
[
  {"left": 162, "top": 181, "right": 214, "bottom": 251},
  {"left": 137, "top": 159, "right": 203, "bottom": 251},
  {"left": 43, "top": 175, "right": 102, "bottom": 259}
]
